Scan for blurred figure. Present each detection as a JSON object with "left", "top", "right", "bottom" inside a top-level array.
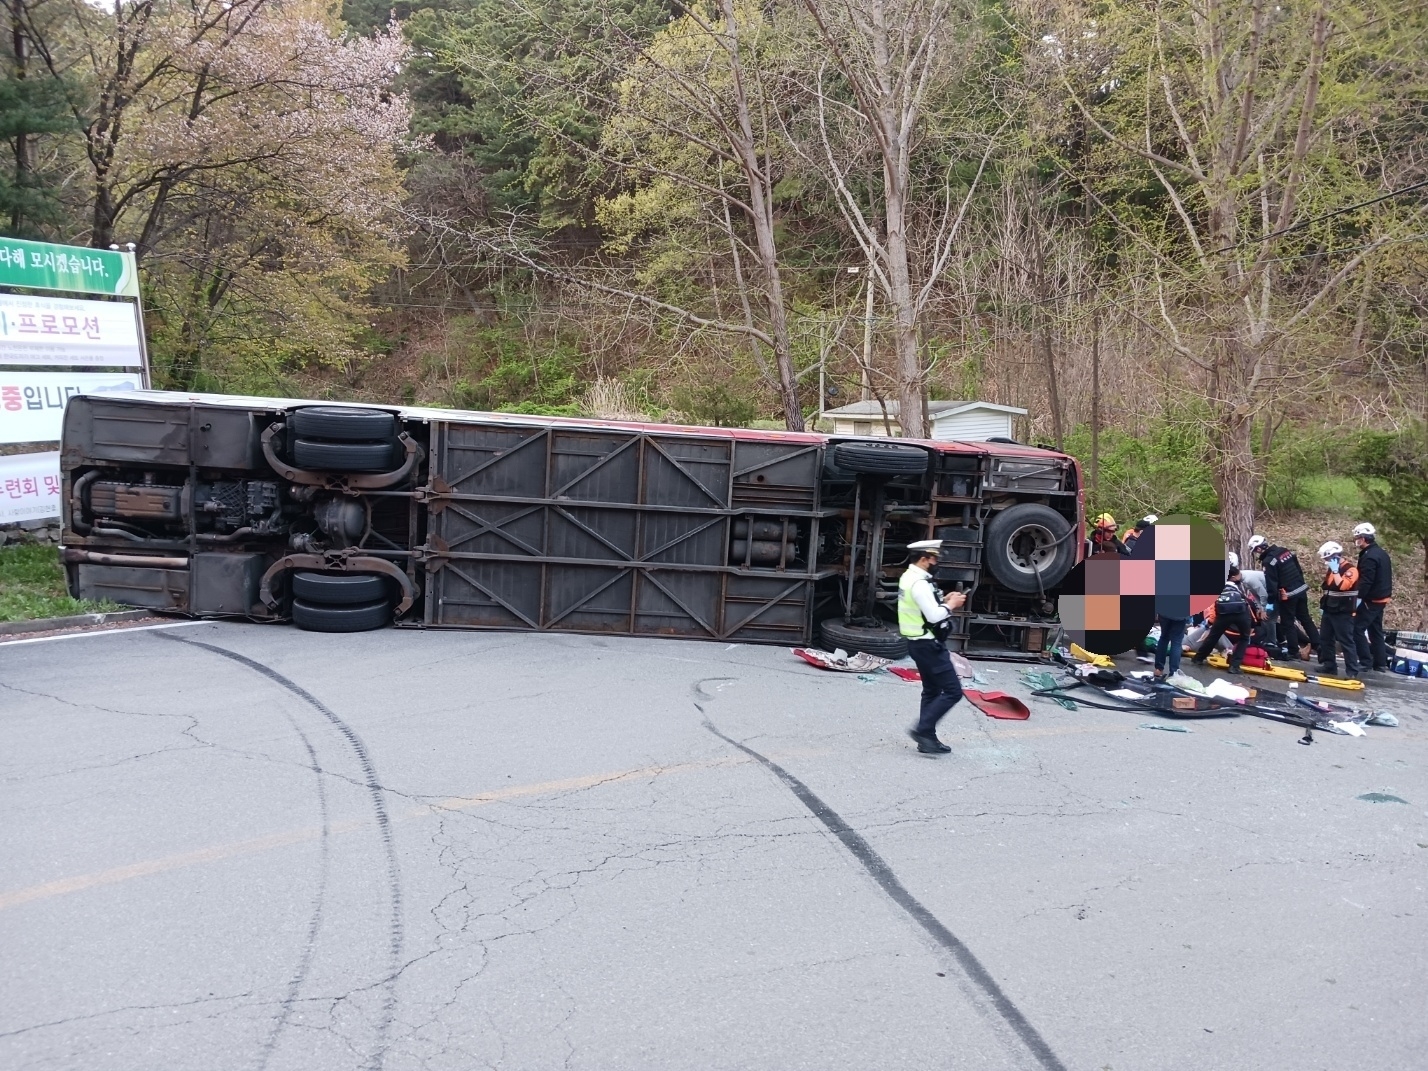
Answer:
[
  {"left": 1153, "top": 614, "right": 1189, "bottom": 680},
  {"left": 1122, "top": 514, "right": 1157, "bottom": 552}
]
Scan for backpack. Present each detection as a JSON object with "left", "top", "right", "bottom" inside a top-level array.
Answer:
[{"left": 1216, "top": 582, "right": 1248, "bottom": 615}]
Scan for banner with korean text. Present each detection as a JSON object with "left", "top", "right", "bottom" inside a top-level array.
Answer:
[
  {"left": 0, "top": 450, "right": 62, "bottom": 522},
  {"left": 1, "top": 372, "right": 143, "bottom": 444},
  {"left": 0, "top": 237, "right": 139, "bottom": 298},
  {"left": 0, "top": 292, "right": 144, "bottom": 367}
]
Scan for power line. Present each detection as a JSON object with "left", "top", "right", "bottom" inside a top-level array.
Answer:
[{"left": 1213, "top": 179, "right": 1428, "bottom": 254}]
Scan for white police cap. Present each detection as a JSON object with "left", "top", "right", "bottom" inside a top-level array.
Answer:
[{"left": 907, "top": 539, "right": 943, "bottom": 556}]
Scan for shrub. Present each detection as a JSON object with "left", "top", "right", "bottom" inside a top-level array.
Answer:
[
  {"left": 1062, "top": 415, "right": 1219, "bottom": 523},
  {"left": 672, "top": 382, "right": 757, "bottom": 427}
]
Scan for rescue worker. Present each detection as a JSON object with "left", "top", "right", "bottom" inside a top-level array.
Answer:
[
  {"left": 1238, "top": 557, "right": 1278, "bottom": 653},
  {"left": 1352, "top": 522, "right": 1393, "bottom": 672},
  {"left": 1190, "top": 565, "right": 1253, "bottom": 673},
  {"left": 1250, "top": 534, "right": 1318, "bottom": 662},
  {"left": 1086, "top": 513, "right": 1127, "bottom": 557},
  {"left": 1316, "top": 541, "right": 1361, "bottom": 678},
  {"left": 1121, "top": 514, "right": 1158, "bottom": 552},
  {"left": 898, "top": 540, "right": 968, "bottom": 755}
]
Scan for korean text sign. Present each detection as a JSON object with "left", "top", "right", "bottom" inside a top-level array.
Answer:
[
  {"left": 0, "top": 373, "right": 143, "bottom": 444},
  {"left": 0, "top": 237, "right": 139, "bottom": 298},
  {"left": 0, "top": 292, "right": 143, "bottom": 368},
  {"left": 0, "top": 451, "right": 62, "bottom": 522}
]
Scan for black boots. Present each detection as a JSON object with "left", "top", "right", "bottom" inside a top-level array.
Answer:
[{"left": 909, "top": 730, "right": 951, "bottom": 754}]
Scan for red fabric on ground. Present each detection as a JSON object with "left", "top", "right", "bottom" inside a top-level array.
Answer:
[{"left": 963, "top": 690, "right": 1031, "bottom": 720}]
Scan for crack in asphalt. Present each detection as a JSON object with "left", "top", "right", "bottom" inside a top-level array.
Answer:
[
  {"left": 0, "top": 679, "right": 217, "bottom": 784},
  {"left": 0, "top": 990, "right": 257, "bottom": 1041}
]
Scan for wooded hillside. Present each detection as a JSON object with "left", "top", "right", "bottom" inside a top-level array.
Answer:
[{"left": 4, "top": 0, "right": 1426, "bottom": 620}]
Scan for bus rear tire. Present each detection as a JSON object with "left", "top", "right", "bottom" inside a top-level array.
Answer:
[
  {"left": 292, "top": 597, "right": 391, "bottom": 633},
  {"left": 819, "top": 618, "right": 908, "bottom": 658}
]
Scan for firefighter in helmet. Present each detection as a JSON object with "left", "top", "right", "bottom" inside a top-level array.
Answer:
[{"left": 1086, "top": 513, "right": 1128, "bottom": 557}]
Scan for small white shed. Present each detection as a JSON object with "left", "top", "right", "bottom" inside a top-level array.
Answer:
[{"left": 823, "top": 400, "right": 1027, "bottom": 442}]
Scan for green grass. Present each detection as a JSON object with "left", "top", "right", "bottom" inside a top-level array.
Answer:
[
  {"left": 0, "top": 543, "right": 119, "bottom": 622},
  {"left": 1293, "top": 475, "right": 1374, "bottom": 511}
]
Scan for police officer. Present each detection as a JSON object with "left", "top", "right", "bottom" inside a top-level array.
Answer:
[
  {"left": 1249, "top": 534, "right": 1318, "bottom": 661},
  {"left": 1316, "top": 541, "right": 1361, "bottom": 677},
  {"left": 1352, "top": 522, "right": 1393, "bottom": 672},
  {"left": 899, "top": 540, "right": 968, "bottom": 755}
]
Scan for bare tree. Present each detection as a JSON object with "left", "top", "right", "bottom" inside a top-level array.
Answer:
[
  {"left": 1052, "top": 0, "right": 1428, "bottom": 551},
  {"left": 601, "top": 1, "right": 806, "bottom": 428},
  {"left": 795, "top": 0, "right": 995, "bottom": 438},
  {"left": 449, "top": 1, "right": 810, "bottom": 428}
]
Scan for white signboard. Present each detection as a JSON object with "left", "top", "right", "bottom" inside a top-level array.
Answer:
[
  {"left": 0, "top": 292, "right": 143, "bottom": 367},
  {"left": 0, "top": 450, "right": 62, "bottom": 521},
  {"left": 1, "top": 372, "right": 143, "bottom": 444}
]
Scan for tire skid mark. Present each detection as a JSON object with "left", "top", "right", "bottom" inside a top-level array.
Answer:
[
  {"left": 695, "top": 678, "right": 1067, "bottom": 1071},
  {"left": 254, "top": 696, "right": 331, "bottom": 1070},
  {"left": 161, "top": 633, "right": 403, "bottom": 1071}
]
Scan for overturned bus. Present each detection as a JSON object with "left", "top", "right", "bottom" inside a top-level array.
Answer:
[{"left": 58, "top": 392, "right": 1084, "bottom": 656}]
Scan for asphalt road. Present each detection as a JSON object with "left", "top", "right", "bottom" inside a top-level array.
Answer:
[{"left": 2, "top": 621, "right": 1425, "bottom": 1071}]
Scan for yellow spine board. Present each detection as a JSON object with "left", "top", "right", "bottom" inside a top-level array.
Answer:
[{"left": 1204, "top": 654, "right": 1363, "bottom": 690}]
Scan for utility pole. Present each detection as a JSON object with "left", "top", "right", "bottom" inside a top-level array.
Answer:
[
  {"left": 860, "top": 273, "right": 874, "bottom": 402},
  {"left": 1091, "top": 305, "right": 1101, "bottom": 499},
  {"left": 817, "top": 318, "right": 826, "bottom": 425}
]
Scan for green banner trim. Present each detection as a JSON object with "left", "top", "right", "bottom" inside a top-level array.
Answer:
[{"left": 0, "top": 237, "right": 140, "bottom": 298}]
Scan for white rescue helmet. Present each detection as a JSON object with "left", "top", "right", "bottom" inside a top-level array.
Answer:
[
  {"left": 1318, "top": 541, "right": 1343, "bottom": 560},
  {"left": 1226, "top": 551, "right": 1239, "bottom": 569},
  {"left": 1247, "top": 534, "right": 1267, "bottom": 555},
  {"left": 1353, "top": 522, "right": 1376, "bottom": 539}
]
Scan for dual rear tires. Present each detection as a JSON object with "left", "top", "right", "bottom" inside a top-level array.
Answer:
[
  {"left": 290, "top": 571, "right": 392, "bottom": 633},
  {"left": 290, "top": 406, "right": 400, "bottom": 473},
  {"left": 280, "top": 409, "right": 404, "bottom": 632}
]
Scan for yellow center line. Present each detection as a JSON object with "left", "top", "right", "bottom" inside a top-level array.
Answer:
[
  {"left": 425, "top": 755, "right": 749, "bottom": 814},
  {"left": 0, "top": 756, "right": 751, "bottom": 912},
  {"left": 0, "top": 826, "right": 328, "bottom": 911},
  {"left": 0, "top": 730, "right": 1170, "bottom": 912}
]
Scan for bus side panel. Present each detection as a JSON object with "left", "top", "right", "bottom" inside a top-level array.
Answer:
[{"left": 422, "top": 418, "right": 824, "bottom": 642}]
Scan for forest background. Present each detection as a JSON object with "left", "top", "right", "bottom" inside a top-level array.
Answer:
[{"left": 2, "top": 0, "right": 1425, "bottom": 625}]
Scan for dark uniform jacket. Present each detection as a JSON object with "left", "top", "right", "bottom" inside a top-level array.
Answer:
[
  {"left": 1261, "top": 546, "right": 1307, "bottom": 599},
  {"left": 1357, "top": 542, "right": 1393, "bottom": 602}
]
